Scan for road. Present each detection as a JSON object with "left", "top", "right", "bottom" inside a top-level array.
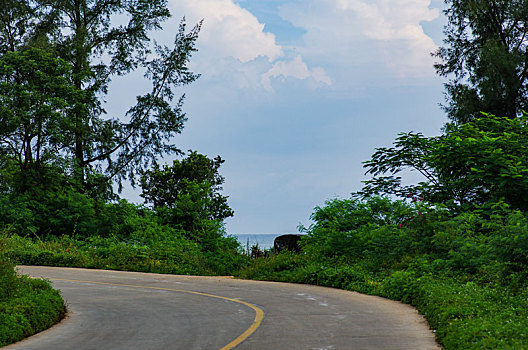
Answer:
[{"left": 5, "top": 266, "right": 440, "bottom": 350}]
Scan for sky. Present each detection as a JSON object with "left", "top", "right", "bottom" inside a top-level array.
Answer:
[{"left": 108, "top": 0, "right": 449, "bottom": 234}]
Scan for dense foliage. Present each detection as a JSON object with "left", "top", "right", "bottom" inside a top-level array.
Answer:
[
  {"left": 0, "top": 48, "right": 82, "bottom": 188},
  {"left": 3, "top": 230, "right": 247, "bottom": 277},
  {"left": 0, "top": 155, "right": 244, "bottom": 272},
  {"left": 362, "top": 113, "right": 528, "bottom": 210},
  {"left": 435, "top": 0, "right": 528, "bottom": 122},
  {"left": 141, "top": 151, "right": 234, "bottom": 232}
]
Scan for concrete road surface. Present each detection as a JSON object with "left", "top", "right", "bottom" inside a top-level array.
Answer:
[{"left": 5, "top": 266, "right": 441, "bottom": 350}]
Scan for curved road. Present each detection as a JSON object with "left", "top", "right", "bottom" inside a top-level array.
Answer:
[{"left": 6, "top": 266, "right": 440, "bottom": 350}]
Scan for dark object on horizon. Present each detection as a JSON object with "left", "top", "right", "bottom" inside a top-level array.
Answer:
[{"left": 274, "top": 234, "right": 302, "bottom": 252}]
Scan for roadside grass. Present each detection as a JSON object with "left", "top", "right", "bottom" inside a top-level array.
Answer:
[
  {"left": 0, "top": 250, "right": 65, "bottom": 347},
  {"left": 236, "top": 252, "right": 528, "bottom": 349},
  {"left": 3, "top": 232, "right": 248, "bottom": 276}
]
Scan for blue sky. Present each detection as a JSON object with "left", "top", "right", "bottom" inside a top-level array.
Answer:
[{"left": 109, "top": 0, "right": 449, "bottom": 234}]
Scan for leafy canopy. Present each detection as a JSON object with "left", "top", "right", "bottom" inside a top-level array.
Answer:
[
  {"left": 141, "top": 151, "right": 234, "bottom": 233},
  {"left": 0, "top": 48, "right": 83, "bottom": 178},
  {"left": 435, "top": 0, "right": 528, "bottom": 123},
  {"left": 362, "top": 113, "right": 528, "bottom": 210}
]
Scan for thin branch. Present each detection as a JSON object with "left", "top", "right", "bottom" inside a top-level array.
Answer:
[{"left": 81, "top": 56, "right": 173, "bottom": 165}]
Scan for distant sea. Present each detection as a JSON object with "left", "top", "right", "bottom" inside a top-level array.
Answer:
[{"left": 230, "top": 233, "right": 295, "bottom": 251}]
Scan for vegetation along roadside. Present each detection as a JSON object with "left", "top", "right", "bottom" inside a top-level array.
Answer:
[{"left": 0, "top": 248, "right": 65, "bottom": 347}]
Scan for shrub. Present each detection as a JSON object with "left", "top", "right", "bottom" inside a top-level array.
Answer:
[{"left": 0, "top": 250, "right": 65, "bottom": 347}]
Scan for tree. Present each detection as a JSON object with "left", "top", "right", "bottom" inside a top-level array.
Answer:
[
  {"left": 140, "top": 151, "right": 234, "bottom": 232},
  {"left": 0, "top": 0, "right": 35, "bottom": 52},
  {"left": 435, "top": 0, "right": 528, "bottom": 123},
  {"left": 362, "top": 113, "right": 528, "bottom": 210},
  {"left": 0, "top": 48, "right": 83, "bottom": 190},
  {"left": 0, "top": 0, "right": 201, "bottom": 191}
]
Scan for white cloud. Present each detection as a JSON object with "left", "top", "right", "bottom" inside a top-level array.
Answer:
[
  {"left": 261, "top": 56, "right": 332, "bottom": 91},
  {"left": 279, "top": 0, "right": 440, "bottom": 82},
  {"left": 169, "top": 0, "right": 282, "bottom": 62},
  {"left": 335, "top": 0, "right": 438, "bottom": 41},
  {"left": 167, "top": 0, "right": 330, "bottom": 90},
  {"left": 164, "top": 0, "right": 439, "bottom": 91}
]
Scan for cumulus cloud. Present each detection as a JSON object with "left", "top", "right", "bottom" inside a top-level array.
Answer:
[
  {"left": 279, "top": 0, "right": 440, "bottom": 81},
  {"left": 167, "top": 0, "right": 328, "bottom": 90},
  {"left": 164, "top": 0, "right": 439, "bottom": 91},
  {"left": 261, "top": 56, "right": 332, "bottom": 91},
  {"left": 169, "top": 0, "right": 281, "bottom": 62}
]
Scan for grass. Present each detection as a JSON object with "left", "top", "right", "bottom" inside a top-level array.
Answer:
[
  {"left": 3, "top": 233, "right": 248, "bottom": 276},
  {"left": 0, "top": 255, "right": 65, "bottom": 347}
]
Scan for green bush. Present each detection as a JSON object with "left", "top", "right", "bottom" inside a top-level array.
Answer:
[
  {"left": 412, "top": 279, "right": 528, "bottom": 349},
  {"left": 237, "top": 251, "right": 306, "bottom": 281},
  {"left": 0, "top": 253, "right": 65, "bottom": 347},
  {"left": 0, "top": 257, "right": 18, "bottom": 302}
]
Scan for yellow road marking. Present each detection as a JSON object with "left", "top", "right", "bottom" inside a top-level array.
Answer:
[{"left": 46, "top": 277, "right": 264, "bottom": 350}]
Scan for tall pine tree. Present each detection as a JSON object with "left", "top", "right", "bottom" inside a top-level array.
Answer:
[{"left": 435, "top": 0, "right": 528, "bottom": 123}]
